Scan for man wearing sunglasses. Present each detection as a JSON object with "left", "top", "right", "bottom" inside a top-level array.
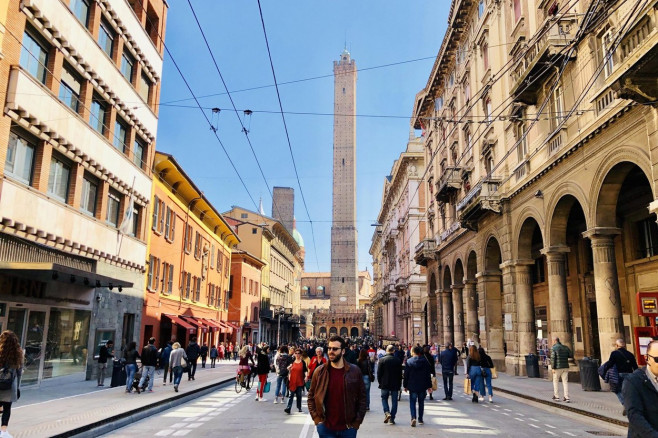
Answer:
[
  {"left": 622, "top": 339, "right": 658, "bottom": 437},
  {"left": 308, "top": 335, "right": 367, "bottom": 438}
]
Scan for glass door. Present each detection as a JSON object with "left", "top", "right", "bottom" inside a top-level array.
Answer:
[{"left": 24, "top": 310, "right": 47, "bottom": 384}]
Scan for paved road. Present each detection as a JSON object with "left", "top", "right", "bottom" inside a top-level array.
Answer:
[{"left": 104, "top": 377, "right": 626, "bottom": 437}]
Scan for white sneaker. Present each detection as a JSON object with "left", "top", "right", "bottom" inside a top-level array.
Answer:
[
  {"left": 1, "top": 430, "right": 14, "bottom": 438},
  {"left": 273, "top": 398, "right": 279, "bottom": 404},
  {"left": 478, "top": 396, "right": 484, "bottom": 402},
  {"left": 260, "top": 397, "right": 267, "bottom": 402}
]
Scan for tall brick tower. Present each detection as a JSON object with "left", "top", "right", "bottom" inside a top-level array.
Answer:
[{"left": 330, "top": 49, "right": 358, "bottom": 312}]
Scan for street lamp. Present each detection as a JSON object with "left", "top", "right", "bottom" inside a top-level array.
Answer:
[{"left": 276, "top": 306, "right": 284, "bottom": 347}]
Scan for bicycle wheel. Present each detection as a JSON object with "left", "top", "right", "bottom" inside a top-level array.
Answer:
[{"left": 235, "top": 376, "right": 242, "bottom": 394}]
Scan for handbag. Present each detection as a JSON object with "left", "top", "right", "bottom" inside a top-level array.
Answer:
[
  {"left": 491, "top": 366, "right": 498, "bottom": 379},
  {"left": 0, "top": 366, "right": 15, "bottom": 390},
  {"left": 464, "top": 376, "right": 472, "bottom": 394},
  {"left": 431, "top": 376, "right": 438, "bottom": 391},
  {"left": 258, "top": 381, "right": 271, "bottom": 393},
  {"left": 305, "top": 380, "right": 311, "bottom": 390}
]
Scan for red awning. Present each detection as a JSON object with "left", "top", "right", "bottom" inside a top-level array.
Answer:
[
  {"left": 201, "top": 318, "right": 224, "bottom": 331},
  {"left": 163, "top": 314, "right": 196, "bottom": 334},
  {"left": 225, "top": 322, "right": 240, "bottom": 330},
  {"left": 217, "top": 321, "right": 232, "bottom": 333},
  {"left": 181, "top": 316, "right": 208, "bottom": 334}
]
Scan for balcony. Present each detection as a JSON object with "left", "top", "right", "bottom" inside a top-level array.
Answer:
[
  {"left": 609, "top": 10, "right": 658, "bottom": 104},
  {"left": 510, "top": 15, "right": 579, "bottom": 105},
  {"left": 456, "top": 179, "right": 502, "bottom": 231},
  {"left": 435, "top": 167, "right": 462, "bottom": 202},
  {"left": 414, "top": 239, "right": 436, "bottom": 267}
]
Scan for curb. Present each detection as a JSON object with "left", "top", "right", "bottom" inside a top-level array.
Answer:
[{"left": 51, "top": 377, "right": 235, "bottom": 438}]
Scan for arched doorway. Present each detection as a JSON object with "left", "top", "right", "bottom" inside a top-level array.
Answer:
[
  {"left": 329, "top": 327, "right": 337, "bottom": 336},
  {"left": 340, "top": 327, "right": 348, "bottom": 338},
  {"left": 483, "top": 237, "right": 504, "bottom": 364},
  {"left": 516, "top": 217, "right": 543, "bottom": 372},
  {"left": 319, "top": 327, "right": 327, "bottom": 338},
  {"left": 442, "top": 266, "right": 454, "bottom": 345},
  {"left": 465, "top": 251, "right": 479, "bottom": 343},
  {"left": 453, "top": 259, "right": 465, "bottom": 348},
  {"left": 350, "top": 327, "right": 359, "bottom": 338}
]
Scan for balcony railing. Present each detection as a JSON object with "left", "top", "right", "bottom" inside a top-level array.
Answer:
[
  {"left": 413, "top": 238, "right": 436, "bottom": 267},
  {"left": 435, "top": 167, "right": 462, "bottom": 202},
  {"left": 456, "top": 179, "right": 502, "bottom": 231},
  {"left": 547, "top": 128, "right": 566, "bottom": 156}
]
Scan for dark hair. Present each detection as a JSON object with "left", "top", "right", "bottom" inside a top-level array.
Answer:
[
  {"left": 0, "top": 331, "right": 23, "bottom": 369},
  {"left": 358, "top": 348, "right": 369, "bottom": 362},
  {"left": 280, "top": 345, "right": 288, "bottom": 354},
  {"left": 148, "top": 337, "right": 156, "bottom": 344},
  {"left": 128, "top": 341, "right": 137, "bottom": 351},
  {"left": 328, "top": 335, "right": 346, "bottom": 350},
  {"left": 468, "top": 345, "right": 480, "bottom": 362},
  {"left": 106, "top": 340, "right": 114, "bottom": 345},
  {"left": 413, "top": 345, "right": 423, "bottom": 356}
]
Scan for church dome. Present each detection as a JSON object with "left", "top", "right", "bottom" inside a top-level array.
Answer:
[{"left": 293, "top": 228, "right": 305, "bottom": 248}]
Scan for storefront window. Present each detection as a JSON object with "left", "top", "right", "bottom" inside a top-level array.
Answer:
[{"left": 44, "top": 308, "right": 91, "bottom": 379}]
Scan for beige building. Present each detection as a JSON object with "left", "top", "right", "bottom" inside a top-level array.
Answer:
[
  {"left": 0, "top": 0, "right": 167, "bottom": 383},
  {"left": 412, "top": 0, "right": 658, "bottom": 375},
  {"left": 370, "top": 130, "right": 426, "bottom": 345}
]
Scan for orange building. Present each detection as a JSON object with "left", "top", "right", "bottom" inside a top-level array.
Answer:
[
  {"left": 141, "top": 152, "right": 239, "bottom": 349},
  {"left": 228, "top": 248, "right": 265, "bottom": 345}
]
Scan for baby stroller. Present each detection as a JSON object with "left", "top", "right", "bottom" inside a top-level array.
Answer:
[{"left": 132, "top": 365, "right": 149, "bottom": 394}]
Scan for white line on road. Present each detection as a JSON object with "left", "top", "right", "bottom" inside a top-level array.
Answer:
[
  {"left": 546, "top": 431, "right": 556, "bottom": 436},
  {"left": 529, "top": 418, "right": 539, "bottom": 422},
  {"left": 564, "top": 432, "right": 576, "bottom": 436},
  {"left": 299, "top": 413, "right": 313, "bottom": 438},
  {"left": 545, "top": 424, "right": 556, "bottom": 429},
  {"left": 514, "top": 418, "right": 524, "bottom": 422},
  {"left": 504, "top": 408, "right": 512, "bottom": 412}
]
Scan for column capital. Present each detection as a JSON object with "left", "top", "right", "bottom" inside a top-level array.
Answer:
[
  {"left": 451, "top": 283, "right": 464, "bottom": 290},
  {"left": 464, "top": 279, "right": 477, "bottom": 286},
  {"left": 512, "top": 259, "right": 535, "bottom": 267},
  {"left": 582, "top": 227, "right": 621, "bottom": 240},
  {"left": 540, "top": 245, "right": 571, "bottom": 256}
]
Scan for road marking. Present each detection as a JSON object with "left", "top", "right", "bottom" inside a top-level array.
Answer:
[
  {"left": 504, "top": 408, "right": 512, "bottom": 412},
  {"left": 491, "top": 408, "right": 498, "bottom": 411},
  {"left": 155, "top": 431, "right": 173, "bottom": 436},
  {"left": 516, "top": 413, "right": 525, "bottom": 417},
  {"left": 545, "top": 424, "right": 556, "bottom": 429},
  {"left": 529, "top": 424, "right": 540, "bottom": 429},
  {"left": 564, "top": 432, "right": 576, "bottom": 436},
  {"left": 514, "top": 418, "right": 524, "bottom": 422},
  {"left": 529, "top": 418, "right": 539, "bottom": 422},
  {"left": 502, "top": 413, "right": 510, "bottom": 416},
  {"left": 299, "top": 412, "right": 313, "bottom": 438},
  {"left": 546, "top": 431, "right": 556, "bottom": 436}
]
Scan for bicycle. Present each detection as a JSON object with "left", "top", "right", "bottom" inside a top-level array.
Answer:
[{"left": 234, "top": 368, "right": 256, "bottom": 393}]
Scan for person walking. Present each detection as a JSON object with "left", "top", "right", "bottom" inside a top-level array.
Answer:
[
  {"left": 478, "top": 346, "right": 495, "bottom": 403},
  {"left": 199, "top": 343, "right": 209, "bottom": 369},
  {"left": 274, "top": 345, "right": 292, "bottom": 404},
  {"left": 466, "top": 345, "right": 483, "bottom": 403},
  {"left": 169, "top": 342, "right": 188, "bottom": 393},
  {"left": 308, "top": 335, "right": 367, "bottom": 437},
  {"left": 308, "top": 347, "right": 327, "bottom": 380},
  {"left": 284, "top": 348, "right": 307, "bottom": 414},
  {"left": 422, "top": 345, "right": 436, "bottom": 400},
  {"left": 186, "top": 336, "right": 200, "bottom": 381},
  {"left": 209, "top": 345, "right": 218, "bottom": 368},
  {"left": 96, "top": 339, "right": 114, "bottom": 386},
  {"left": 139, "top": 337, "right": 158, "bottom": 392},
  {"left": 160, "top": 341, "right": 173, "bottom": 385},
  {"left": 603, "top": 338, "right": 638, "bottom": 411},
  {"left": 403, "top": 345, "right": 433, "bottom": 427},
  {"left": 550, "top": 336, "right": 571, "bottom": 403},
  {"left": 439, "top": 342, "right": 459, "bottom": 401},
  {"left": 357, "top": 348, "right": 374, "bottom": 410},
  {"left": 0, "top": 331, "right": 22, "bottom": 438},
  {"left": 623, "top": 339, "right": 658, "bottom": 436},
  {"left": 123, "top": 341, "right": 140, "bottom": 393},
  {"left": 377, "top": 344, "right": 402, "bottom": 425},
  {"left": 256, "top": 345, "right": 271, "bottom": 402},
  {"left": 461, "top": 342, "right": 469, "bottom": 375}
]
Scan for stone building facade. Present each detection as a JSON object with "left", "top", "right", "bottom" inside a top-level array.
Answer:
[
  {"left": 0, "top": 0, "right": 167, "bottom": 383},
  {"left": 413, "top": 0, "right": 658, "bottom": 375},
  {"left": 370, "top": 130, "right": 426, "bottom": 345}
]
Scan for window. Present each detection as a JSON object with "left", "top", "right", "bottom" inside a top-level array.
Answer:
[
  {"left": 513, "top": 0, "right": 522, "bottom": 22},
  {"left": 516, "top": 120, "right": 528, "bottom": 161},
  {"left": 210, "top": 244, "right": 215, "bottom": 269},
  {"left": 184, "top": 225, "right": 193, "bottom": 253},
  {"left": 162, "top": 262, "right": 173, "bottom": 294},
  {"left": 240, "top": 213, "right": 248, "bottom": 219},
  {"left": 195, "top": 277, "right": 201, "bottom": 301},
  {"left": 184, "top": 272, "right": 191, "bottom": 299},
  {"left": 482, "top": 43, "right": 489, "bottom": 71},
  {"left": 224, "top": 254, "right": 229, "bottom": 277},
  {"left": 113, "top": 118, "right": 128, "bottom": 152},
  {"left": 252, "top": 227, "right": 258, "bottom": 234},
  {"left": 59, "top": 64, "right": 81, "bottom": 112},
  {"left": 194, "top": 231, "right": 202, "bottom": 258},
  {"left": 224, "top": 290, "right": 229, "bottom": 310},
  {"left": 133, "top": 138, "right": 145, "bottom": 168},
  {"left": 550, "top": 85, "right": 564, "bottom": 130},
  {"left": 164, "top": 207, "right": 175, "bottom": 241},
  {"left": 20, "top": 28, "right": 48, "bottom": 84},
  {"left": 217, "top": 249, "right": 222, "bottom": 271},
  {"left": 478, "top": 0, "right": 485, "bottom": 18},
  {"left": 242, "top": 277, "right": 246, "bottom": 293},
  {"left": 485, "top": 98, "right": 492, "bottom": 123},
  {"left": 464, "top": 82, "right": 471, "bottom": 103},
  {"left": 637, "top": 217, "right": 658, "bottom": 259},
  {"left": 81, "top": 174, "right": 98, "bottom": 216},
  {"left": 448, "top": 71, "right": 455, "bottom": 88},
  {"left": 434, "top": 97, "right": 443, "bottom": 111},
  {"left": 71, "top": 0, "right": 90, "bottom": 27},
  {"left": 106, "top": 190, "right": 121, "bottom": 227},
  {"left": 5, "top": 130, "right": 35, "bottom": 185},
  {"left": 151, "top": 198, "right": 165, "bottom": 233},
  {"left": 139, "top": 73, "right": 151, "bottom": 103},
  {"left": 90, "top": 96, "right": 107, "bottom": 134},
  {"left": 484, "top": 151, "right": 494, "bottom": 175},
  {"left": 98, "top": 20, "right": 114, "bottom": 58},
  {"left": 152, "top": 257, "right": 161, "bottom": 291},
  {"left": 131, "top": 205, "right": 140, "bottom": 237},
  {"left": 120, "top": 52, "right": 134, "bottom": 83},
  {"left": 208, "top": 284, "right": 214, "bottom": 306},
  {"left": 152, "top": 196, "right": 160, "bottom": 231},
  {"left": 601, "top": 28, "right": 615, "bottom": 78},
  {"left": 48, "top": 155, "right": 71, "bottom": 203}
]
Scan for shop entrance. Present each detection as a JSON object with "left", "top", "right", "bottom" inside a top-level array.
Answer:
[{"left": 7, "top": 306, "right": 48, "bottom": 385}]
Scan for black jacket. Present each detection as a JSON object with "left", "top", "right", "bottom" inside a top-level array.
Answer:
[
  {"left": 403, "top": 355, "right": 432, "bottom": 393},
  {"left": 423, "top": 352, "right": 436, "bottom": 376},
  {"left": 622, "top": 368, "right": 658, "bottom": 437},
  {"left": 608, "top": 348, "right": 638, "bottom": 374},
  {"left": 186, "top": 342, "right": 200, "bottom": 361},
  {"left": 377, "top": 353, "right": 402, "bottom": 390},
  {"left": 98, "top": 345, "right": 113, "bottom": 364},
  {"left": 256, "top": 351, "right": 270, "bottom": 375},
  {"left": 141, "top": 344, "right": 158, "bottom": 367},
  {"left": 199, "top": 345, "right": 209, "bottom": 358}
]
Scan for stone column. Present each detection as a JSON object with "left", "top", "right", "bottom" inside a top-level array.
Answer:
[
  {"left": 452, "top": 283, "right": 465, "bottom": 348},
  {"left": 515, "top": 260, "right": 536, "bottom": 375},
  {"left": 463, "top": 280, "right": 479, "bottom": 344},
  {"left": 583, "top": 228, "right": 624, "bottom": 362},
  {"left": 477, "top": 272, "right": 505, "bottom": 362},
  {"left": 442, "top": 289, "right": 453, "bottom": 345},
  {"left": 541, "top": 246, "right": 573, "bottom": 352},
  {"left": 389, "top": 293, "right": 398, "bottom": 338}
]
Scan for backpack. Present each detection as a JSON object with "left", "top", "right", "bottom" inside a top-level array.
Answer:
[{"left": 0, "top": 366, "right": 15, "bottom": 390}]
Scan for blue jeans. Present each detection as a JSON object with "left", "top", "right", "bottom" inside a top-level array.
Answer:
[
  {"left": 125, "top": 363, "right": 137, "bottom": 391},
  {"left": 316, "top": 423, "right": 357, "bottom": 438},
  {"left": 442, "top": 371, "right": 454, "bottom": 398},
  {"left": 480, "top": 368, "right": 492, "bottom": 396},
  {"left": 409, "top": 391, "right": 426, "bottom": 421},
  {"left": 275, "top": 375, "right": 285, "bottom": 398},
  {"left": 469, "top": 366, "right": 483, "bottom": 394},
  {"left": 380, "top": 389, "right": 398, "bottom": 420},
  {"left": 139, "top": 365, "right": 155, "bottom": 390},
  {"left": 173, "top": 366, "right": 184, "bottom": 385},
  {"left": 616, "top": 372, "right": 631, "bottom": 406},
  {"left": 362, "top": 375, "right": 371, "bottom": 408},
  {"left": 287, "top": 386, "right": 303, "bottom": 411}
]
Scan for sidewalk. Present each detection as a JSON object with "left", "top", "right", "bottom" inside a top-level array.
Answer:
[
  {"left": 442, "top": 368, "right": 628, "bottom": 427},
  {"left": 9, "top": 360, "right": 239, "bottom": 438}
]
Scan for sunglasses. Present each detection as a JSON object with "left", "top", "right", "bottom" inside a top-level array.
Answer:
[
  {"left": 647, "top": 353, "right": 658, "bottom": 363},
  {"left": 327, "top": 347, "right": 342, "bottom": 351}
]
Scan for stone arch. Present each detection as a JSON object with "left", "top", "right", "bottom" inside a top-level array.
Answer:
[
  {"left": 319, "top": 327, "right": 327, "bottom": 337},
  {"left": 482, "top": 236, "right": 504, "bottom": 363},
  {"left": 513, "top": 207, "right": 545, "bottom": 260},
  {"left": 545, "top": 183, "right": 590, "bottom": 247},
  {"left": 340, "top": 327, "right": 348, "bottom": 337},
  {"left": 454, "top": 259, "right": 465, "bottom": 285},
  {"left": 350, "top": 327, "right": 359, "bottom": 338},
  {"left": 329, "top": 327, "right": 337, "bottom": 335},
  {"left": 464, "top": 250, "right": 479, "bottom": 343},
  {"left": 442, "top": 266, "right": 454, "bottom": 345},
  {"left": 453, "top": 259, "right": 466, "bottom": 347}
]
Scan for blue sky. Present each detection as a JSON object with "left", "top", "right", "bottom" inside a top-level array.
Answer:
[{"left": 156, "top": 1, "right": 448, "bottom": 273}]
